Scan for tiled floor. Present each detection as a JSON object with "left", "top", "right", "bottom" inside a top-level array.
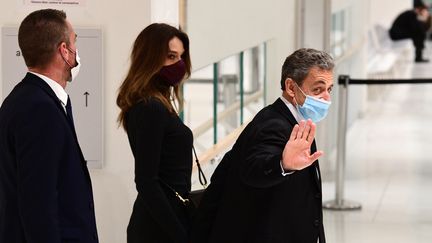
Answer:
[{"left": 322, "top": 46, "right": 432, "bottom": 242}]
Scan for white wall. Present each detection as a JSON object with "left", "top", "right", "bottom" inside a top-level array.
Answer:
[
  {"left": 151, "top": 0, "right": 179, "bottom": 26},
  {"left": 186, "top": 0, "right": 298, "bottom": 101},
  {"left": 369, "top": 0, "right": 411, "bottom": 28},
  {"left": 0, "top": 1, "right": 152, "bottom": 242},
  {"left": 303, "top": 0, "right": 329, "bottom": 50}
]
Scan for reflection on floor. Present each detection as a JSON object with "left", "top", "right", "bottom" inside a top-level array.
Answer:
[{"left": 322, "top": 46, "right": 432, "bottom": 243}]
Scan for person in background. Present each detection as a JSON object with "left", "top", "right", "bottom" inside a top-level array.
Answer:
[
  {"left": 389, "top": 0, "right": 431, "bottom": 62},
  {"left": 116, "top": 23, "right": 193, "bottom": 243},
  {"left": 0, "top": 9, "right": 98, "bottom": 243},
  {"left": 191, "top": 48, "right": 334, "bottom": 243}
]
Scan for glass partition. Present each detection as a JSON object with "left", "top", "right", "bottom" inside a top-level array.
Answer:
[
  {"left": 183, "top": 42, "right": 267, "bottom": 156},
  {"left": 331, "top": 9, "right": 349, "bottom": 59}
]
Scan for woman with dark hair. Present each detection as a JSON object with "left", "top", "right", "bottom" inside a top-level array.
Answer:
[{"left": 117, "top": 23, "right": 193, "bottom": 243}]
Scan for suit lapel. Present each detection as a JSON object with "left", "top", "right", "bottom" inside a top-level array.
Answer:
[
  {"left": 23, "top": 73, "right": 88, "bottom": 172},
  {"left": 271, "top": 98, "right": 298, "bottom": 127},
  {"left": 311, "top": 141, "right": 322, "bottom": 191},
  {"left": 24, "top": 73, "right": 75, "bottom": 135},
  {"left": 24, "top": 73, "right": 65, "bottom": 114},
  {"left": 272, "top": 98, "right": 322, "bottom": 190}
]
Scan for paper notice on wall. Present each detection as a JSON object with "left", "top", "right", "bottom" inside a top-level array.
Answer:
[{"left": 23, "top": 0, "right": 86, "bottom": 6}]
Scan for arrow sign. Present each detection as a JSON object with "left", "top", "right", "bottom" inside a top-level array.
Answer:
[{"left": 84, "top": 92, "right": 90, "bottom": 107}]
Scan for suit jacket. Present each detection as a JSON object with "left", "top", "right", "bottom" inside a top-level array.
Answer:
[
  {"left": 191, "top": 98, "right": 325, "bottom": 243},
  {"left": 0, "top": 73, "right": 98, "bottom": 243}
]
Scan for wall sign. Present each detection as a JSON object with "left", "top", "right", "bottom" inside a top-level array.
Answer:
[{"left": 23, "top": 0, "right": 86, "bottom": 6}]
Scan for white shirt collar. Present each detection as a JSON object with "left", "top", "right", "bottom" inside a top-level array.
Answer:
[
  {"left": 280, "top": 95, "right": 304, "bottom": 123},
  {"left": 29, "top": 71, "right": 68, "bottom": 107}
]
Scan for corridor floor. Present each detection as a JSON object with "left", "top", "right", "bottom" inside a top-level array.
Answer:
[{"left": 322, "top": 51, "right": 432, "bottom": 243}]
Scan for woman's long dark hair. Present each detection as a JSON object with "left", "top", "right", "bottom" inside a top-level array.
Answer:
[{"left": 117, "top": 23, "right": 191, "bottom": 130}]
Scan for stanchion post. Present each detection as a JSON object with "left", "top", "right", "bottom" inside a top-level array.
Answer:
[{"left": 323, "top": 75, "right": 362, "bottom": 210}]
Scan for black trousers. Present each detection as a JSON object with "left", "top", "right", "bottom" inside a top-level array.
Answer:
[{"left": 389, "top": 29, "right": 426, "bottom": 52}]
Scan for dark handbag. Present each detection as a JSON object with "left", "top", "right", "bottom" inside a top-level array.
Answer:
[
  {"left": 159, "top": 146, "right": 207, "bottom": 211},
  {"left": 188, "top": 188, "right": 205, "bottom": 208}
]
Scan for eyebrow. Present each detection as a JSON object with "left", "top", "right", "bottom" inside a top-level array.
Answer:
[
  {"left": 311, "top": 80, "right": 333, "bottom": 89},
  {"left": 313, "top": 80, "right": 327, "bottom": 85},
  {"left": 169, "top": 48, "right": 186, "bottom": 54}
]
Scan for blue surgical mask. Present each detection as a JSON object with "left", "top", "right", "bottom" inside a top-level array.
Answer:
[{"left": 294, "top": 83, "right": 331, "bottom": 123}]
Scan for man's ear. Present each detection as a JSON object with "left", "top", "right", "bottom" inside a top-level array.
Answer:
[
  {"left": 58, "top": 42, "right": 68, "bottom": 56},
  {"left": 284, "top": 78, "right": 296, "bottom": 98}
]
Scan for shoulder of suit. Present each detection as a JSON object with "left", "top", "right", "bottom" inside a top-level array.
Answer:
[
  {"left": 2, "top": 93, "right": 64, "bottom": 131},
  {"left": 255, "top": 102, "right": 288, "bottom": 122},
  {"left": 248, "top": 112, "right": 291, "bottom": 135},
  {"left": 4, "top": 79, "right": 57, "bottom": 109}
]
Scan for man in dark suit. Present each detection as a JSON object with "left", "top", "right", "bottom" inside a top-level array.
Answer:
[
  {"left": 191, "top": 48, "right": 334, "bottom": 243},
  {"left": 0, "top": 9, "right": 98, "bottom": 242},
  {"left": 389, "top": 1, "right": 431, "bottom": 62}
]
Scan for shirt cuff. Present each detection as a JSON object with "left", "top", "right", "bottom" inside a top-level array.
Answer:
[{"left": 280, "top": 160, "right": 295, "bottom": 176}]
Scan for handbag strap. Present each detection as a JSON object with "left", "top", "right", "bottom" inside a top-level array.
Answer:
[
  {"left": 159, "top": 145, "right": 208, "bottom": 205},
  {"left": 192, "top": 145, "right": 208, "bottom": 188}
]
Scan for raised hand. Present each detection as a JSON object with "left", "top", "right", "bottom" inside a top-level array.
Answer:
[{"left": 281, "top": 119, "right": 323, "bottom": 171}]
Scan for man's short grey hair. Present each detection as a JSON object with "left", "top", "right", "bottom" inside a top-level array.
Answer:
[{"left": 280, "top": 48, "right": 334, "bottom": 90}]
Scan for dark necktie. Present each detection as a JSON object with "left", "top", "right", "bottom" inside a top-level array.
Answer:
[
  {"left": 65, "top": 96, "right": 87, "bottom": 169},
  {"left": 65, "top": 96, "right": 76, "bottom": 129}
]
